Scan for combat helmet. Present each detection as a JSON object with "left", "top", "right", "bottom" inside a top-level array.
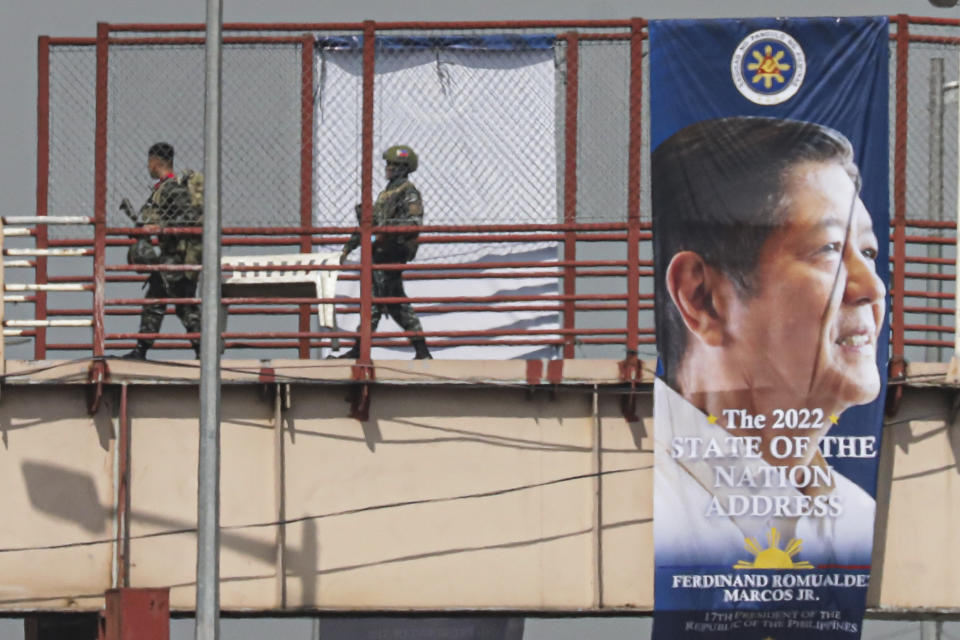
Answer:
[{"left": 382, "top": 145, "right": 418, "bottom": 173}]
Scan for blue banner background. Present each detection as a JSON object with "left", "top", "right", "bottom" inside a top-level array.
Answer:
[
  {"left": 650, "top": 15, "right": 890, "bottom": 497},
  {"left": 650, "top": 16, "right": 889, "bottom": 640}
]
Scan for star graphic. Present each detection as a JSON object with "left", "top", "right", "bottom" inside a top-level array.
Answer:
[
  {"left": 707, "top": 414, "right": 718, "bottom": 424},
  {"left": 829, "top": 414, "right": 839, "bottom": 424}
]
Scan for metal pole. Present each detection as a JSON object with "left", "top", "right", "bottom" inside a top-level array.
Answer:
[
  {"left": 920, "top": 620, "right": 941, "bottom": 640},
  {"left": 591, "top": 386, "right": 603, "bottom": 608},
  {"left": 196, "top": 0, "right": 223, "bottom": 637},
  {"left": 273, "top": 383, "right": 287, "bottom": 608}
]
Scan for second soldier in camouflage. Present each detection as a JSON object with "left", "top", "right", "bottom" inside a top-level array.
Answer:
[{"left": 338, "top": 145, "right": 432, "bottom": 360}]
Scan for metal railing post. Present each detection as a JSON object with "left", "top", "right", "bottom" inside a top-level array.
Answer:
[
  {"left": 625, "top": 18, "right": 643, "bottom": 366},
  {"left": 35, "top": 36, "right": 50, "bottom": 360},
  {"left": 562, "top": 32, "right": 579, "bottom": 359},
  {"left": 359, "top": 21, "right": 376, "bottom": 365},
  {"left": 93, "top": 23, "right": 109, "bottom": 357},
  {"left": 889, "top": 15, "right": 909, "bottom": 399},
  {"left": 298, "top": 34, "right": 315, "bottom": 359}
]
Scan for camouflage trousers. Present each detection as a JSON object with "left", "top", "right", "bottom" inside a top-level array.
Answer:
[
  {"left": 138, "top": 273, "right": 201, "bottom": 348},
  {"left": 367, "top": 267, "right": 423, "bottom": 334}
]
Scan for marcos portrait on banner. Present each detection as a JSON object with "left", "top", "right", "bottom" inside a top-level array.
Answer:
[{"left": 652, "top": 116, "right": 884, "bottom": 569}]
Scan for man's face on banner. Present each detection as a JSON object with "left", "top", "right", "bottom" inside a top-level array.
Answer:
[{"left": 723, "top": 161, "right": 886, "bottom": 412}]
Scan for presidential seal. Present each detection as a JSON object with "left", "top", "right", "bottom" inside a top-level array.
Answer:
[{"left": 731, "top": 29, "right": 805, "bottom": 105}]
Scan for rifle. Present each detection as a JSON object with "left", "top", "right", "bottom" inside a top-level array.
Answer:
[
  {"left": 120, "top": 198, "right": 159, "bottom": 266},
  {"left": 119, "top": 198, "right": 140, "bottom": 227}
]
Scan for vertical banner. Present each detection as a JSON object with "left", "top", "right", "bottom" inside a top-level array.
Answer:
[{"left": 650, "top": 17, "right": 889, "bottom": 639}]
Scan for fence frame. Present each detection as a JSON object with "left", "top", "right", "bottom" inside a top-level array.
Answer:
[{"left": 15, "top": 16, "right": 960, "bottom": 362}]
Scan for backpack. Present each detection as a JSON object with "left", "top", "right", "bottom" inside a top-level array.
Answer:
[
  {"left": 176, "top": 170, "right": 204, "bottom": 276},
  {"left": 178, "top": 169, "right": 204, "bottom": 223}
]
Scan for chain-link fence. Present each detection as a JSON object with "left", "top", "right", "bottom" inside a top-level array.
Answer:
[
  {"left": 313, "top": 33, "right": 564, "bottom": 267},
  {"left": 576, "top": 39, "right": 632, "bottom": 224},
  {"left": 896, "top": 21, "right": 959, "bottom": 365},
  {"left": 10, "top": 18, "right": 960, "bottom": 362},
  {"left": 105, "top": 40, "right": 304, "bottom": 234},
  {"left": 49, "top": 45, "right": 98, "bottom": 231},
  {"left": 30, "top": 42, "right": 99, "bottom": 357},
  {"left": 567, "top": 36, "right": 637, "bottom": 358}
]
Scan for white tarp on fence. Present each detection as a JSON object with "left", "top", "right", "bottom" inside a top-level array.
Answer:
[{"left": 314, "top": 37, "right": 561, "bottom": 359}]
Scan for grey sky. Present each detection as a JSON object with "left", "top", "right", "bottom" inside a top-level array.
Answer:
[{"left": 0, "top": 0, "right": 956, "bottom": 638}]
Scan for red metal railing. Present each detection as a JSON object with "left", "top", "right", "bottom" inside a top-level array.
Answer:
[
  {"left": 298, "top": 33, "right": 314, "bottom": 359},
  {"left": 31, "top": 222, "right": 647, "bottom": 354},
  {"left": 35, "top": 36, "right": 51, "bottom": 361},
  {"left": 12, "top": 16, "right": 959, "bottom": 362},
  {"left": 890, "top": 15, "right": 910, "bottom": 383},
  {"left": 93, "top": 22, "right": 109, "bottom": 359},
  {"left": 625, "top": 17, "right": 645, "bottom": 379},
  {"left": 562, "top": 31, "right": 579, "bottom": 360}
]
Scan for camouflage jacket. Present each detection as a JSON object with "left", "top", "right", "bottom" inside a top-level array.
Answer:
[
  {"left": 344, "top": 177, "right": 423, "bottom": 262},
  {"left": 138, "top": 175, "right": 202, "bottom": 279}
]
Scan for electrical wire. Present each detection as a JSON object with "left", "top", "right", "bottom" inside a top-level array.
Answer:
[{"left": 0, "top": 465, "right": 649, "bottom": 556}]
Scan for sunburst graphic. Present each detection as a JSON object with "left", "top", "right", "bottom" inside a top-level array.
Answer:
[
  {"left": 747, "top": 45, "right": 791, "bottom": 89},
  {"left": 733, "top": 527, "right": 814, "bottom": 570}
]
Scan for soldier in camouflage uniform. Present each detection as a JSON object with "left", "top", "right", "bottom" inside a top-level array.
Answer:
[
  {"left": 121, "top": 142, "right": 203, "bottom": 360},
  {"left": 337, "top": 145, "right": 432, "bottom": 359}
]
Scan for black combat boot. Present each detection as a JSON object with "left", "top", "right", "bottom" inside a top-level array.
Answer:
[
  {"left": 192, "top": 341, "right": 201, "bottom": 359},
  {"left": 412, "top": 338, "right": 432, "bottom": 360},
  {"left": 121, "top": 341, "right": 150, "bottom": 360},
  {"left": 330, "top": 343, "right": 360, "bottom": 360}
]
